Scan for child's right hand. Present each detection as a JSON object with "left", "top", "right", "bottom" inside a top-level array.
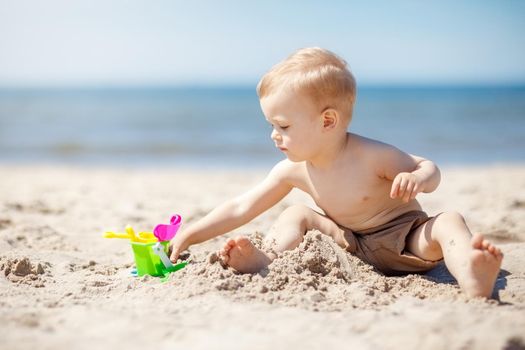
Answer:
[
  {"left": 168, "top": 243, "right": 179, "bottom": 263},
  {"left": 168, "top": 240, "right": 186, "bottom": 263},
  {"left": 168, "top": 230, "right": 190, "bottom": 262}
]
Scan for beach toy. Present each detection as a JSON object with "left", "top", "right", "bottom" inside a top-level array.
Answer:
[
  {"left": 103, "top": 225, "right": 157, "bottom": 243},
  {"left": 151, "top": 242, "right": 187, "bottom": 274},
  {"left": 104, "top": 231, "right": 158, "bottom": 244},
  {"left": 131, "top": 240, "right": 187, "bottom": 278},
  {"left": 152, "top": 242, "right": 174, "bottom": 268},
  {"left": 153, "top": 214, "right": 182, "bottom": 242},
  {"left": 103, "top": 215, "right": 187, "bottom": 279}
]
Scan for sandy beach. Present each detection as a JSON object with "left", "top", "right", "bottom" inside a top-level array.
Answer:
[{"left": 1, "top": 164, "right": 524, "bottom": 350}]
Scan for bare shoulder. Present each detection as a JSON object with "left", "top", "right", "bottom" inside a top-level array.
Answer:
[
  {"left": 349, "top": 133, "right": 398, "bottom": 158},
  {"left": 349, "top": 133, "right": 418, "bottom": 178},
  {"left": 268, "top": 159, "right": 305, "bottom": 186},
  {"left": 349, "top": 132, "right": 388, "bottom": 149}
]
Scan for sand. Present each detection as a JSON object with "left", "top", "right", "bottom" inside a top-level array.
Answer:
[{"left": 0, "top": 164, "right": 524, "bottom": 350}]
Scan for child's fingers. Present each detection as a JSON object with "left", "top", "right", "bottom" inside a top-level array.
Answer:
[
  {"left": 390, "top": 178, "right": 400, "bottom": 198},
  {"left": 406, "top": 181, "right": 420, "bottom": 201},
  {"left": 409, "top": 184, "right": 419, "bottom": 200},
  {"left": 397, "top": 177, "right": 408, "bottom": 198},
  {"left": 169, "top": 249, "right": 179, "bottom": 263},
  {"left": 403, "top": 181, "right": 415, "bottom": 202}
]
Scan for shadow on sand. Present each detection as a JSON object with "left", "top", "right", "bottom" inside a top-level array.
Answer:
[{"left": 424, "top": 262, "right": 510, "bottom": 302}]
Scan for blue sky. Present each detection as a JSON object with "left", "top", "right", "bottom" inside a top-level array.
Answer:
[{"left": 0, "top": 0, "right": 524, "bottom": 86}]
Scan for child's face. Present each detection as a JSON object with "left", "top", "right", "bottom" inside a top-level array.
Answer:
[{"left": 260, "top": 89, "right": 324, "bottom": 162}]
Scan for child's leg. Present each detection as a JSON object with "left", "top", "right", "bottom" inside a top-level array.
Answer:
[
  {"left": 219, "top": 205, "right": 346, "bottom": 273},
  {"left": 406, "top": 211, "right": 503, "bottom": 298}
]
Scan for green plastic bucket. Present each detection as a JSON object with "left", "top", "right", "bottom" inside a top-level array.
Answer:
[{"left": 130, "top": 241, "right": 170, "bottom": 277}]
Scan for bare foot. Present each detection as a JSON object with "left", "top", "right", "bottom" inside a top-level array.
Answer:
[
  {"left": 460, "top": 234, "right": 503, "bottom": 298},
  {"left": 219, "top": 236, "right": 273, "bottom": 273}
]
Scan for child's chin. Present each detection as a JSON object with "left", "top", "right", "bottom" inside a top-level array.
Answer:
[{"left": 285, "top": 154, "right": 303, "bottom": 162}]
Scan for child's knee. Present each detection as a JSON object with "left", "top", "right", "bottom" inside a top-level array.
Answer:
[
  {"left": 431, "top": 211, "right": 469, "bottom": 243},
  {"left": 278, "top": 204, "right": 313, "bottom": 227},
  {"left": 436, "top": 211, "right": 466, "bottom": 225},
  {"left": 281, "top": 204, "right": 312, "bottom": 220}
]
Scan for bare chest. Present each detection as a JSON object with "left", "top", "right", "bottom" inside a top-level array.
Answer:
[{"left": 299, "top": 165, "right": 395, "bottom": 228}]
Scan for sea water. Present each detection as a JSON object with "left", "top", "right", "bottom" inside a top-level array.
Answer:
[{"left": 0, "top": 85, "right": 524, "bottom": 168}]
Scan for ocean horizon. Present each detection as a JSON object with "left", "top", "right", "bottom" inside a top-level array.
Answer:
[{"left": 1, "top": 85, "right": 524, "bottom": 169}]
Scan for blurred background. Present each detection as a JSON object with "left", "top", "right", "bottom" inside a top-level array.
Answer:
[{"left": 0, "top": 0, "right": 524, "bottom": 168}]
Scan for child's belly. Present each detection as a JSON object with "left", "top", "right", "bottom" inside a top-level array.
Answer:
[{"left": 325, "top": 199, "right": 423, "bottom": 233}]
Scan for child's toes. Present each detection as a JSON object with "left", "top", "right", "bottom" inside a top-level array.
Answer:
[
  {"left": 219, "top": 245, "right": 234, "bottom": 262},
  {"left": 219, "top": 240, "right": 235, "bottom": 256},
  {"left": 234, "top": 236, "right": 252, "bottom": 249},
  {"left": 495, "top": 247, "right": 503, "bottom": 259},
  {"left": 222, "top": 239, "right": 236, "bottom": 252},
  {"left": 471, "top": 234, "right": 483, "bottom": 249},
  {"left": 219, "top": 252, "right": 229, "bottom": 263},
  {"left": 482, "top": 239, "right": 490, "bottom": 250}
]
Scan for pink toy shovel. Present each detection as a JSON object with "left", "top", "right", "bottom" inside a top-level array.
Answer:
[{"left": 153, "top": 215, "right": 182, "bottom": 242}]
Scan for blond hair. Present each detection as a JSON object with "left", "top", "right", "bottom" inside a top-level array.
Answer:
[{"left": 256, "top": 47, "right": 357, "bottom": 120}]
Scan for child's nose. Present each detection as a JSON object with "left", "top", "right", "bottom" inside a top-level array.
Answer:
[{"left": 271, "top": 128, "right": 281, "bottom": 141}]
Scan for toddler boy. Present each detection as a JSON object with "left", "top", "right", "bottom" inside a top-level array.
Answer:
[{"left": 170, "top": 47, "right": 502, "bottom": 298}]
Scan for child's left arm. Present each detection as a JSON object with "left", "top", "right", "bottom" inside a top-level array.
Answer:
[{"left": 377, "top": 145, "right": 441, "bottom": 202}]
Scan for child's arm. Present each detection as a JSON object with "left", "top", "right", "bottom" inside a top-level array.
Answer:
[
  {"left": 169, "top": 161, "right": 294, "bottom": 262},
  {"left": 376, "top": 144, "right": 441, "bottom": 202}
]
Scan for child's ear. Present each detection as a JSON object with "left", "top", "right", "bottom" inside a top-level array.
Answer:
[{"left": 321, "top": 108, "right": 338, "bottom": 130}]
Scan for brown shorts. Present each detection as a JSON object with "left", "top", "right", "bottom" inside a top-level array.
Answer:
[{"left": 343, "top": 211, "right": 442, "bottom": 276}]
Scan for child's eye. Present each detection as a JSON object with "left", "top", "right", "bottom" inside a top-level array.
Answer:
[{"left": 280, "top": 125, "right": 290, "bottom": 130}]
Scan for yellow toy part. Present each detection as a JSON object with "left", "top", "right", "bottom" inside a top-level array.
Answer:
[
  {"left": 138, "top": 232, "right": 156, "bottom": 240},
  {"left": 103, "top": 225, "right": 158, "bottom": 243}
]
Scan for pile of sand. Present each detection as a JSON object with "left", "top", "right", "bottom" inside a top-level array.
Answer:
[
  {"left": 168, "top": 231, "right": 473, "bottom": 312},
  {"left": 0, "top": 256, "right": 48, "bottom": 287}
]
